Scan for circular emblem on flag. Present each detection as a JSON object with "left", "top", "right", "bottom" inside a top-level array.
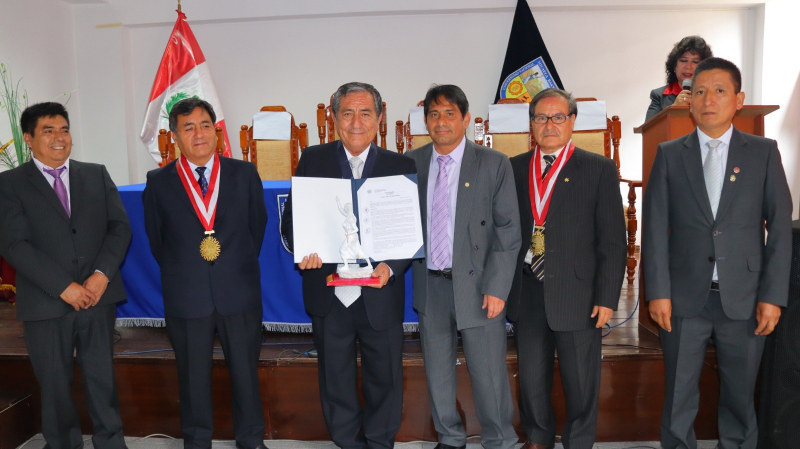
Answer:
[{"left": 508, "top": 80, "right": 524, "bottom": 96}]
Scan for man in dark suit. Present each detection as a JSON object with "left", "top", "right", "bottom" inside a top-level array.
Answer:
[
  {"left": 143, "top": 98, "right": 268, "bottom": 449},
  {"left": 280, "top": 82, "right": 416, "bottom": 449},
  {"left": 507, "top": 89, "right": 627, "bottom": 449},
  {"left": 405, "top": 85, "right": 521, "bottom": 449},
  {"left": 0, "top": 102, "right": 131, "bottom": 449},
  {"left": 643, "top": 58, "right": 792, "bottom": 449}
]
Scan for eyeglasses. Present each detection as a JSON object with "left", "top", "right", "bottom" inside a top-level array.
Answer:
[{"left": 532, "top": 114, "right": 572, "bottom": 125}]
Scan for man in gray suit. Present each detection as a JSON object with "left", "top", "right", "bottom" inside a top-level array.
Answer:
[
  {"left": 0, "top": 102, "right": 132, "bottom": 449},
  {"left": 507, "top": 89, "right": 627, "bottom": 449},
  {"left": 405, "top": 84, "right": 521, "bottom": 449},
  {"left": 643, "top": 57, "right": 792, "bottom": 449}
]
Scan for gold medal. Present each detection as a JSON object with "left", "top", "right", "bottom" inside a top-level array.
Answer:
[
  {"left": 530, "top": 228, "right": 545, "bottom": 256},
  {"left": 200, "top": 231, "right": 221, "bottom": 262}
]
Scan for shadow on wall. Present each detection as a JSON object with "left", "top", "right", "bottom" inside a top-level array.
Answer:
[{"left": 783, "top": 73, "right": 800, "bottom": 218}]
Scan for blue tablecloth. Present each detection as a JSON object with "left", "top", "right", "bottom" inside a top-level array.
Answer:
[{"left": 115, "top": 181, "right": 419, "bottom": 331}]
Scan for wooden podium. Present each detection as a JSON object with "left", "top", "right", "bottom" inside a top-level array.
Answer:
[{"left": 633, "top": 104, "right": 778, "bottom": 331}]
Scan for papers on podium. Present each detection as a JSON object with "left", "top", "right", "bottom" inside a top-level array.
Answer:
[{"left": 290, "top": 174, "right": 424, "bottom": 264}]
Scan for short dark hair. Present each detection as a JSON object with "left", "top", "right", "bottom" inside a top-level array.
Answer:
[
  {"left": 529, "top": 88, "right": 577, "bottom": 120},
  {"left": 423, "top": 84, "right": 469, "bottom": 117},
  {"left": 20, "top": 102, "right": 69, "bottom": 136},
  {"left": 692, "top": 57, "right": 742, "bottom": 93},
  {"left": 665, "top": 36, "right": 713, "bottom": 85},
  {"left": 168, "top": 97, "right": 216, "bottom": 133},
  {"left": 331, "top": 82, "right": 383, "bottom": 117}
]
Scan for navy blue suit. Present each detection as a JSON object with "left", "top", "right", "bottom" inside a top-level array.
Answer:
[{"left": 143, "top": 156, "right": 268, "bottom": 449}]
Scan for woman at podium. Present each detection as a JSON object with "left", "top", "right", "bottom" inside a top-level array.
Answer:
[{"left": 645, "top": 35, "right": 713, "bottom": 121}]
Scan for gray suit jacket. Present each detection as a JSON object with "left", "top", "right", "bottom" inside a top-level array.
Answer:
[
  {"left": 642, "top": 128, "right": 793, "bottom": 319},
  {"left": 0, "top": 160, "right": 132, "bottom": 321},
  {"left": 405, "top": 140, "right": 521, "bottom": 330},
  {"left": 646, "top": 85, "right": 677, "bottom": 122}
]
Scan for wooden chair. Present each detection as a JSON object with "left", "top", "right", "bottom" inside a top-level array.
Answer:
[
  {"left": 569, "top": 99, "right": 641, "bottom": 284},
  {"left": 395, "top": 101, "right": 434, "bottom": 154},
  {"left": 157, "top": 127, "right": 225, "bottom": 166},
  {"left": 316, "top": 97, "right": 388, "bottom": 149},
  {"left": 476, "top": 98, "right": 642, "bottom": 284},
  {"left": 477, "top": 98, "right": 532, "bottom": 157},
  {"left": 240, "top": 106, "right": 309, "bottom": 180}
]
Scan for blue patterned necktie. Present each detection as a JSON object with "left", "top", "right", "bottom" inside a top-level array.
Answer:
[{"left": 196, "top": 166, "right": 208, "bottom": 197}]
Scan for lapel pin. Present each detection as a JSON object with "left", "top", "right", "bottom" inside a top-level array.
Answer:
[
  {"left": 733, "top": 167, "right": 740, "bottom": 173},
  {"left": 465, "top": 182, "right": 470, "bottom": 187},
  {"left": 564, "top": 178, "right": 570, "bottom": 182},
  {"left": 730, "top": 175, "right": 736, "bottom": 182}
]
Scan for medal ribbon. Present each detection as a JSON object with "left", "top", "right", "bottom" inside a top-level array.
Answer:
[
  {"left": 529, "top": 141, "right": 574, "bottom": 226},
  {"left": 177, "top": 154, "right": 221, "bottom": 231}
]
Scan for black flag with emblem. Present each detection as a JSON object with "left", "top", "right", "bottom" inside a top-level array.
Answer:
[{"left": 495, "top": 0, "right": 564, "bottom": 103}]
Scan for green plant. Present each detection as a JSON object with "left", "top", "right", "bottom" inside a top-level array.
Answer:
[{"left": 0, "top": 62, "right": 30, "bottom": 169}]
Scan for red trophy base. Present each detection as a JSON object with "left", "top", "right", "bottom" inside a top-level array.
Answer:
[{"left": 326, "top": 273, "right": 381, "bottom": 286}]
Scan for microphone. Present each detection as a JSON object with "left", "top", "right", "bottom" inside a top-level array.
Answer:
[{"left": 682, "top": 79, "right": 692, "bottom": 92}]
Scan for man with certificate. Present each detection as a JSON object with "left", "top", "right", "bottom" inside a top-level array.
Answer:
[
  {"left": 143, "top": 98, "right": 269, "bottom": 449},
  {"left": 507, "top": 88, "right": 627, "bottom": 449},
  {"left": 280, "top": 82, "right": 416, "bottom": 449}
]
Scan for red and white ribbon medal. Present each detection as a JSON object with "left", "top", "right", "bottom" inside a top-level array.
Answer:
[
  {"left": 528, "top": 140, "right": 574, "bottom": 255},
  {"left": 177, "top": 154, "right": 222, "bottom": 261}
]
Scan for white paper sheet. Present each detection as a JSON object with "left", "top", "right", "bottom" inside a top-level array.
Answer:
[
  {"left": 290, "top": 175, "right": 423, "bottom": 264},
  {"left": 253, "top": 111, "right": 291, "bottom": 140},
  {"left": 356, "top": 176, "right": 424, "bottom": 261},
  {"left": 290, "top": 177, "right": 354, "bottom": 263},
  {"left": 574, "top": 101, "right": 607, "bottom": 131},
  {"left": 409, "top": 106, "right": 428, "bottom": 135},
  {"left": 488, "top": 103, "right": 530, "bottom": 133}
]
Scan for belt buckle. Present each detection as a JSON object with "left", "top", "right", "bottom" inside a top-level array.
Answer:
[{"left": 710, "top": 281, "right": 720, "bottom": 291}]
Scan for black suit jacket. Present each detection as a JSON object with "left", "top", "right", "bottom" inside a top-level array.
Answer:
[
  {"left": 281, "top": 141, "right": 417, "bottom": 332},
  {"left": 0, "top": 160, "right": 132, "bottom": 321},
  {"left": 143, "top": 156, "right": 267, "bottom": 319},
  {"left": 507, "top": 148, "right": 627, "bottom": 331},
  {"left": 646, "top": 85, "right": 677, "bottom": 122}
]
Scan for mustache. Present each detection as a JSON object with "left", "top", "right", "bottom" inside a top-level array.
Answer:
[{"left": 540, "top": 130, "right": 560, "bottom": 137}]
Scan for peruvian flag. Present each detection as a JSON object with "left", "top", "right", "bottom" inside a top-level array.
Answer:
[{"left": 140, "top": 10, "right": 231, "bottom": 163}]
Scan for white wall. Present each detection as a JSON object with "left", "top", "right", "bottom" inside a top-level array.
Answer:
[
  {"left": 65, "top": 0, "right": 763, "bottom": 188},
  {"left": 0, "top": 0, "right": 81, "bottom": 166},
  {"left": 761, "top": 0, "right": 800, "bottom": 219},
  {"left": 9, "top": 0, "right": 796, "bottom": 223}
]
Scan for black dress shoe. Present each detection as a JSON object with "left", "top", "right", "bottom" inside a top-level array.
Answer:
[
  {"left": 433, "top": 443, "right": 466, "bottom": 449},
  {"left": 235, "top": 444, "right": 268, "bottom": 449}
]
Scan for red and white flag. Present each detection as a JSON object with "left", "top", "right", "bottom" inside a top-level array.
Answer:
[{"left": 140, "top": 10, "right": 231, "bottom": 163}]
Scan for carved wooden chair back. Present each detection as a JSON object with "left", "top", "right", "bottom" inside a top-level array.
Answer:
[
  {"left": 477, "top": 98, "right": 532, "bottom": 157},
  {"left": 240, "top": 106, "right": 308, "bottom": 180},
  {"left": 395, "top": 101, "right": 436, "bottom": 155}
]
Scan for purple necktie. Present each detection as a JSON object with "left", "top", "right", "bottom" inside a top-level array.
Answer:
[
  {"left": 43, "top": 166, "right": 70, "bottom": 217},
  {"left": 430, "top": 155, "right": 452, "bottom": 270}
]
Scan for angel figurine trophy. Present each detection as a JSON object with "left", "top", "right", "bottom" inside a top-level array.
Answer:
[{"left": 336, "top": 196, "right": 373, "bottom": 278}]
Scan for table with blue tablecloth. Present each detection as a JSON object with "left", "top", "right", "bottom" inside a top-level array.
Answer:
[{"left": 116, "top": 181, "right": 419, "bottom": 331}]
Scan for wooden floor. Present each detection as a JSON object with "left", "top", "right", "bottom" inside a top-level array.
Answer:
[{"left": 0, "top": 270, "right": 722, "bottom": 443}]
